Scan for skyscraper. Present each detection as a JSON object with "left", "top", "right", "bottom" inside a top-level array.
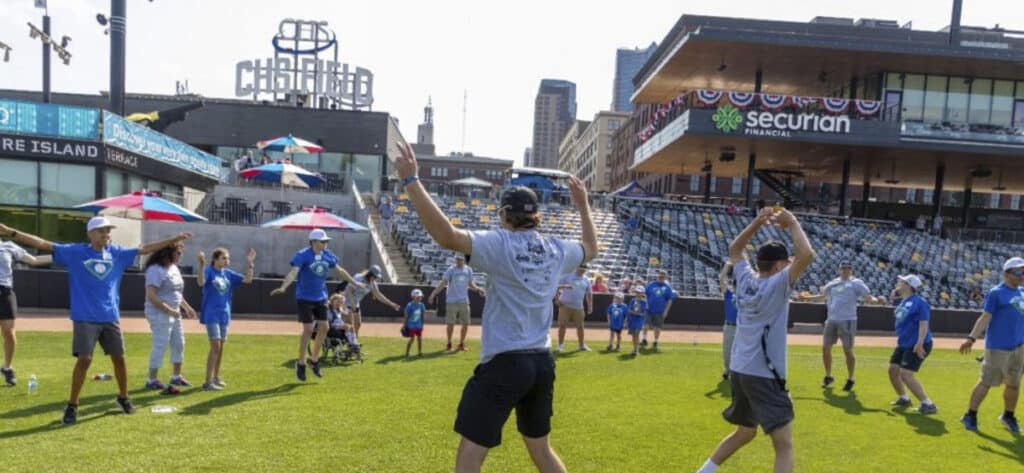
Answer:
[
  {"left": 531, "top": 79, "right": 577, "bottom": 169},
  {"left": 612, "top": 42, "right": 658, "bottom": 113}
]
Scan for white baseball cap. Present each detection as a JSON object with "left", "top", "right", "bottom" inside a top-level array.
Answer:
[
  {"left": 614, "top": 292, "right": 624, "bottom": 299},
  {"left": 308, "top": 228, "right": 331, "bottom": 241},
  {"left": 634, "top": 286, "right": 646, "bottom": 294},
  {"left": 411, "top": 289, "right": 423, "bottom": 297},
  {"left": 86, "top": 216, "right": 116, "bottom": 232},
  {"left": 1003, "top": 257, "right": 1024, "bottom": 272},
  {"left": 898, "top": 274, "right": 923, "bottom": 289}
]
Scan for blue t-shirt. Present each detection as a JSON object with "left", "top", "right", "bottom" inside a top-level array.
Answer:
[
  {"left": 52, "top": 243, "right": 138, "bottom": 323},
  {"left": 405, "top": 301, "right": 426, "bottom": 329},
  {"left": 628, "top": 298, "right": 648, "bottom": 317},
  {"left": 290, "top": 248, "right": 338, "bottom": 302},
  {"left": 724, "top": 289, "right": 738, "bottom": 324},
  {"left": 645, "top": 281, "right": 676, "bottom": 314},
  {"left": 894, "top": 294, "right": 933, "bottom": 348},
  {"left": 200, "top": 266, "right": 245, "bottom": 325},
  {"left": 607, "top": 302, "right": 627, "bottom": 330},
  {"left": 379, "top": 202, "right": 395, "bottom": 219},
  {"left": 983, "top": 283, "right": 1024, "bottom": 351}
]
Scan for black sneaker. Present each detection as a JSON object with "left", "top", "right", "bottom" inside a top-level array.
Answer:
[
  {"left": 722, "top": 372, "right": 729, "bottom": 381},
  {"left": 115, "top": 396, "right": 136, "bottom": 414},
  {"left": 822, "top": 376, "right": 835, "bottom": 388},
  {"left": 1, "top": 367, "right": 15, "bottom": 386},
  {"left": 310, "top": 360, "right": 323, "bottom": 378},
  {"left": 296, "top": 363, "right": 307, "bottom": 382},
  {"left": 640, "top": 339, "right": 648, "bottom": 347},
  {"left": 842, "top": 379, "right": 855, "bottom": 392},
  {"left": 652, "top": 341, "right": 659, "bottom": 351},
  {"left": 62, "top": 403, "right": 78, "bottom": 425},
  {"left": 891, "top": 397, "right": 913, "bottom": 408}
]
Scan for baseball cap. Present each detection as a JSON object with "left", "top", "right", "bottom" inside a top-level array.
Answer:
[
  {"left": 839, "top": 261, "right": 853, "bottom": 269},
  {"left": 308, "top": 228, "right": 331, "bottom": 241},
  {"left": 500, "top": 186, "right": 539, "bottom": 214},
  {"left": 657, "top": 269, "right": 668, "bottom": 275},
  {"left": 411, "top": 289, "right": 423, "bottom": 297},
  {"left": 454, "top": 253, "right": 466, "bottom": 260},
  {"left": 614, "top": 292, "right": 624, "bottom": 299},
  {"left": 756, "top": 241, "right": 789, "bottom": 262},
  {"left": 898, "top": 274, "right": 923, "bottom": 289},
  {"left": 634, "top": 286, "right": 646, "bottom": 294},
  {"left": 86, "top": 216, "right": 116, "bottom": 232},
  {"left": 1003, "top": 257, "right": 1024, "bottom": 272},
  {"left": 578, "top": 263, "right": 589, "bottom": 270},
  {"left": 369, "top": 264, "right": 383, "bottom": 278}
]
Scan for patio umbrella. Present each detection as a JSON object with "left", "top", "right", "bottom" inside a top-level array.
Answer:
[
  {"left": 75, "top": 191, "right": 207, "bottom": 222},
  {"left": 260, "top": 207, "right": 368, "bottom": 232},
  {"left": 255, "top": 134, "right": 324, "bottom": 153},
  {"left": 238, "top": 162, "right": 325, "bottom": 189}
]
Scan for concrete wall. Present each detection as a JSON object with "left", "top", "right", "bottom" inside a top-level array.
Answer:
[{"left": 211, "top": 183, "right": 358, "bottom": 218}]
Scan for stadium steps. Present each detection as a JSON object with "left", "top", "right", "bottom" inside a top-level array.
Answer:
[
  {"left": 754, "top": 169, "right": 807, "bottom": 207},
  {"left": 367, "top": 202, "right": 419, "bottom": 283}
]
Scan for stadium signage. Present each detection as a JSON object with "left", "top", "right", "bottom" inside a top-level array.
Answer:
[
  {"left": 712, "top": 104, "right": 851, "bottom": 137},
  {"left": 0, "top": 133, "right": 101, "bottom": 161}
]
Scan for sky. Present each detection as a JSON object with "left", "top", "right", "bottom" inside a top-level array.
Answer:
[{"left": 1, "top": 1, "right": 1021, "bottom": 166}]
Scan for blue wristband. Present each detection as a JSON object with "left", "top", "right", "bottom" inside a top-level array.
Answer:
[{"left": 402, "top": 175, "right": 419, "bottom": 188}]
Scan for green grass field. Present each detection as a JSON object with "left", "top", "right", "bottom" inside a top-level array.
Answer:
[{"left": 0, "top": 331, "right": 1022, "bottom": 472}]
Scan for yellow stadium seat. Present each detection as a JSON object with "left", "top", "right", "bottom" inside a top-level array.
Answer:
[
  {"left": 455, "top": 202, "right": 467, "bottom": 209},
  {"left": 826, "top": 242, "right": 833, "bottom": 249},
  {"left": 450, "top": 217, "right": 462, "bottom": 226},
  {"left": 486, "top": 204, "right": 496, "bottom": 211},
  {"left": 396, "top": 206, "right": 409, "bottom": 214},
  {"left": 399, "top": 193, "right": 409, "bottom": 201},
  {"left": 878, "top": 261, "right": 887, "bottom": 269},
  {"left": 471, "top": 199, "right": 481, "bottom": 206},
  {"left": 698, "top": 236, "right": 708, "bottom": 243},
  {"left": 662, "top": 214, "right": 671, "bottom": 221},
  {"left": 714, "top": 230, "right": 723, "bottom": 237},
  {"left": 649, "top": 257, "right": 660, "bottom": 266},
  {"left": 479, "top": 215, "right": 490, "bottom": 223}
]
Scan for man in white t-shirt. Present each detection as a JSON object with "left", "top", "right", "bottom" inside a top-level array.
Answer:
[
  {"left": 429, "top": 254, "right": 485, "bottom": 352},
  {"left": 696, "top": 208, "right": 816, "bottom": 473},
  {"left": 394, "top": 143, "right": 597, "bottom": 473},
  {"left": 0, "top": 239, "right": 51, "bottom": 385}
]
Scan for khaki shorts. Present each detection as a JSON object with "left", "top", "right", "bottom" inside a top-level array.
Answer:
[
  {"left": 823, "top": 320, "right": 856, "bottom": 348},
  {"left": 446, "top": 302, "right": 471, "bottom": 325},
  {"left": 558, "top": 305, "right": 585, "bottom": 325},
  {"left": 980, "top": 347, "right": 1024, "bottom": 387}
]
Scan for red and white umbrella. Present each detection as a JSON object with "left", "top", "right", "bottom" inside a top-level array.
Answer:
[
  {"left": 75, "top": 191, "right": 207, "bottom": 222},
  {"left": 261, "top": 207, "right": 367, "bottom": 232}
]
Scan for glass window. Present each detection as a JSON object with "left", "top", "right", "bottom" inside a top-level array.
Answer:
[
  {"left": 1017, "top": 81, "right": 1024, "bottom": 98},
  {"left": 969, "top": 79, "right": 993, "bottom": 125},
  {"left": 0, "top": 159, "right": 39, "bottom": 206},
  {"left": 991, "top": 80, "right": 1014, "bottom": 127},
  {"left": 352, "top": 154, "right": 382, "bottom": 193},
  {"left": 923, "top": 76, "right": 947, "bottom": 123},
  {"left": 1012, "top": 194, "right": 1021, "bottom": 210},
  {"left": 128, "top": 174, "right": 145, "bottom": 193},
  {"left": 885, "top": 72, "right": 903, "bottom": 90},
  {"left": 922, "top": 189, "right": 934, "bottom": 204},
  {"left": 0, "top": 206, "right": 39, "bottom": 236},
  {"left": 902, "top": 74, "right": 925, "bottom": 121},
  {"left": 752, "top": 178, "right": 761, "bottom": 196},
  {"left": 689, "top": 175, "right": 700, "bottom": 192},
  {"left": 731, "top": 177, "right": 742, "bottom": 194},
  {"left": 41, "top": 163, "right": 95, "bottom": 208},
  {"left": 291, "top": 152, "right": 318, "bottom": 171},
  {"left": 905, "top": 188, "right": 917, "bottom": 202},
  {"left": 39, "top": 209, "right": 89, "bottom": 244},
  {"left": 709, "top": 176, "right": 717, "bottom": 193},
  {"left": 320, "top": 152, "right": 343, "bottom": 174},
  {"left": 990, "top": 193, "right": 1001, "bottom": 209},
  {"left": 104, "top": 170, "right": 125, "bottom": 197},
  {"left": 946, "top": 77, "right": 970, "bottom": 123}
]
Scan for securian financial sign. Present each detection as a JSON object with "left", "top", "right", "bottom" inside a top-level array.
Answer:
[{"left": 712, "top": 104, "right": 851, "bottom": 137}]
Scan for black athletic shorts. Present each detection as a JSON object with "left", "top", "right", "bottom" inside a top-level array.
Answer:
[
  {"left": 0, "top": 286, "right": 16, "bottom": 320},
  {"left": 297, "top": 300, "right": 328, "bottom": 324},
  {"left": 890, "top": 342, "right": 933, "bottom": 372},
  {"left": 454, "top": 350, "right": 556, "bottom": 448},
  {"left": 723, "top": 371, "right": 794, "bottom": 434}
]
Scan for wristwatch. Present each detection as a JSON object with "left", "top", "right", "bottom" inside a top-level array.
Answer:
[{"left": 966, "top": 336, "right": 976, "bottom": 343}]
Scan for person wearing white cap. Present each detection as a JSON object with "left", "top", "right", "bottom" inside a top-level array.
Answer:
[
  {"left": 886, "top": 273, "right": 938, "bottom": 415},
  {"left": 0, "top": 233, "right": 51, "bottom": 387},
  {"left": 957, "top": 257, "right": 1024, "bottom": 433},
  {"left": 429, "top": 253, "right": 485, "bottom": 352},
  {"left": 404, "top": 288, "right": 427, "bottom": 358},
  {"left": 0, "top": 217, "right": 190, "bottom": 425},
  {"left": 271, "top": 228, "right": 363, "bottom": 382},
  {"left": 341, "top": 264, "right": 402, "bottom": 336}
]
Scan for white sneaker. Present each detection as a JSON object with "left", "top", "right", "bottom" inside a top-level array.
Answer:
[
  {"left": 579, "top": 345, "right": 592, "bottom": 352},
  {"left": 556, "top": 344, "right": 564, "bottom": 353}
]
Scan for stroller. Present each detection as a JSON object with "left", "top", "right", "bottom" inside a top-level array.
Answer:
[{"left": 312, "top": 320, "right": 364, "bottom": 365}]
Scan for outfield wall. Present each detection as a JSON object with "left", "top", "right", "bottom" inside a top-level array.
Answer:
[{"left": 12, "top": 269, "right": 976, "bottom": 334}]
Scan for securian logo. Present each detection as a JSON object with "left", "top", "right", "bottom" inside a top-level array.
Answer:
[{"left": 712, "top": 104, "right": 743, "bottom": 133}]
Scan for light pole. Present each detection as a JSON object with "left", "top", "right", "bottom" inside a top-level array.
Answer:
[
  {"left": 28, "top": 1, "right": 71, "bottom": 103},
  {"left": 109, "top": 0, "right": 126, "bottom": 115}
]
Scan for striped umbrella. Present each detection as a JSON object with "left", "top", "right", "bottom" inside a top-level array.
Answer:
[
  {"left": 75, "top": 191, "right": 207, "bottom": 222},
  {"left": 238, "top": 162, "right": 325, "bottom": 189},
  {"left": 261, "top": 207, "right": 368, "bottom": 232},
  {"left": 255, "top": 134, "right": 324, "bottom": 153}
]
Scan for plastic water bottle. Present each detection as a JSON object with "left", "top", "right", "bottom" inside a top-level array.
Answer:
[
  {"left": 151, "top": 405, "right": 177, "bottom": 414},
  {"left": 692, "top": 336, "right": 699, "bottom": 346},
  {"left": 27, "top": 374, "right": 38, "bottom": 395},
  {"left": 93, "top": 373, "right": 113, "bottom": 381}
]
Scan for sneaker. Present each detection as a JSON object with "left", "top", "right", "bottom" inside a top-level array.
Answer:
[
  {"left": 842, "top": 379, "right": 855, "bottom": 392},
  {"left": 999, "top": 414, "right": 1021, "bottom": 433},
  {"left": 641, "top": 339, "right": 648, "bottom": 347},
  {"left": 631, "top": 349, "right": 639, "bottom": 357},
  {"left": 579, "top": 344, "right": 592, "bottom": 352},
  {"left": 1, "top": 367, "right": 15, "bottom": 386},
  {"left": 891, "top": 397, "right": 913, "bottom": 408},
  {"left": 202, "top": 382, "right": 223, "bottom": 391},
  {"left": 458, "top": 344, "right": 468, "bottom": 352},
  {"left": 652, "top": 342, "right": 659, "bottom": 351},
  {"left": 169, "top": 376, "right": 192, "bottom": 387},
  {"left": 606, "top": 344, "right": 614, "bottom": 352},
  {"left": 310, "top": 361, "right": 323, "bottom": 378},
  {"left": 212, "top": 378, "right": 227, "bottom": 388},
  {"left": 446, "top": 343, "right": 453, "bottom": 352},
  {"left": 296, "top": 363, "right": 307, "bottom": 382},
  {"left": 822, "top": 376, "right": 835, "bottom": 388},
  {"left": 614, "top": 344, "right": 620, "bottom": 352},
  {"left": 62, "top": 403, "right": 78, "bottom": 425},
  {"left": 917, "top": 403, "right": 938, "bottom": 415},
  {"left": 115, "top": 396, "right": 136, "bottom": 414},
  {"left": 145, "top": 379, "right": 167, "bottom": 390},
  {"left": 160, "top": 385, "right": 181, "bottom": 395},
  {"left": 722, "top": 371, "right": 730, "bottom": 381},
  {"left": 556, "top": 344, "right": 564, "bottom": 353},
  {"left": 960, "top": 415, "right": 979, "bottom": 432}
]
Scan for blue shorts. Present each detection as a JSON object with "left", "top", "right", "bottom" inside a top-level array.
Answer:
[
  {"left": 205, "top": 322, "right": 229, "bottom": 341},
  {"left": 626, "top": 315, "right": 645, "bottom": 333}
]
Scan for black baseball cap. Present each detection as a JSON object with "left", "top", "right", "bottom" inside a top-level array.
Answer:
[
  {"left": 756, "top": 241, "right": 789, "bottom": 262},
  {"left": 500, "top": 186, "right": 539, "bottom": 214},
  {"left": 839, "top": 261, "right": 853, "bottom": 269}
]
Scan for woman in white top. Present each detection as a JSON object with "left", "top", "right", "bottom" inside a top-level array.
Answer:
[
  {"left": 0, "top": 235, "right": 51, "bottom": 386},
  {"left": 143, "top": 242, "right": 197, "bottom": 394}
]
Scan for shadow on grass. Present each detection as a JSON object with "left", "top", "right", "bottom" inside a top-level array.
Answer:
[
  {"left": 179, "top": 383, "right": 303, "bottom": 416},
  {"left": 975, "top": 430, "right": 1024, "bottom": 464},
  {"left": 375, "top": 350, "right": 448, "bottom": 365},
  {"left": 821, "top": 390, "right": 893, "bottom": 416},
  {"left": 0, "top": 411, "right": 116, "bottom": 440},
  {"left": 1, "top": 387, "right": 148, "bottom": 420},
  {"left": 893, "top": 408, "right": 947, "bottom": 436},
  {"left": 704, "top": 379, "right": 731, "bottom": 400}
]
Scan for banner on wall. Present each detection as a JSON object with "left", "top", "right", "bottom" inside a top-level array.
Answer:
[
  {"left": 0, "top": 99, "right": 100, "bottom": 141},
  {"left": 102, "top": 111, "right": 221, "bottom": 180}
]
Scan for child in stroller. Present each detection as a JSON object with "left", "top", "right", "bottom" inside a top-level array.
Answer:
[{"left": 314, "top": 294, "right": 363, "bottom": 364}]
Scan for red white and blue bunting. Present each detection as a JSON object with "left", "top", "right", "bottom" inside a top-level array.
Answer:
[
  {"left": 728, "top": 91, "right": 756, "bottom": 107},
  {"left": 792, "top": 96, "right": 818, "bottom": 108},
  {"left": 854, "top": 99, "right": 881, "bottom": 116},
  {"left": 822, "top": 98, "right": 849, "bottom": 114},
  {"left": 696, "top": 89, "right": 723, "bottom": 105},
  {"left": 759, "top": 94, "right": 787, "bottom": 110}
]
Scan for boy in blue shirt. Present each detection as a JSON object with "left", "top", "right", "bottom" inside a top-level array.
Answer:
[
  {"left": 628, "top": 287, "right": 648, "bottom": 357},
  {"left": 271, "top": 228, "right": 363, "bottom": 382},
  {"left": 888, "top": 274, "right": 937, "bottom": 414},
  {"left": 405, "top": 289, "right": 426, "bottom": 358},
  {"left": 0, "top": 218, "right": 190, "bottom": 425},
  {"left": 196, "top": 247, "right": 255, "bottom": 391},
  {"left": 644, "top": 269, "right": 676, "bottom": 351},
  {"left": 958, "top": 257, "right": 1024, "bottom": 433},
  {"left": 606, "top": 292, "right": 627, "bottom": 352}
]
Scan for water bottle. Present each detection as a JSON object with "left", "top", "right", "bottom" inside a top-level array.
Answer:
[
  {"left": 27, "top": 374, "right": 38, "bottom": 395},
  {"left": 692, "top": 336, "right": 699, "bottom": 346},
  {"left": 93, "top": 373, "right": 113, "bottom": 381}
]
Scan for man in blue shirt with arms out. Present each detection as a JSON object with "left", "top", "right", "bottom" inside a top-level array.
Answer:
[
  {"left": 0, "top": 218, "right": 190, "bottom": 425},
  {"left": 696, "top": 207, "right": 816, "bottom": 473},
  {"left": 958, "top": 257, "right": 1024, "bottom": 433},
  {"left": 887, "top": 274, "right": 937, "bottom": 415}
]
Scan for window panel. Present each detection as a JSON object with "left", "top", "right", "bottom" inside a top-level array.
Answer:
[
  {"left": 991, "top": 80, "right": 1014, "bottom": 127},
  {"left": 946, "top": 77, "right": 970, "bottom": 123},
  {"left": 969, "top": 79, "right": 993, "bottom": 125},
  {"left": 922, "top": 76, "right": 947, "bottom": 122},
  {"left": 902, "top": 74, "right": 925, "bottom": 121},
  {"left": 41, "top": 163, "right": 95, "bottom": 208},
  {"left": 0, "top": 159, "right": 39, "bottom": 206}
]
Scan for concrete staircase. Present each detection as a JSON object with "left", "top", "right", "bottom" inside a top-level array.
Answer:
[{"left": 367, "top": 201, "right": 419, "bottom": 283}]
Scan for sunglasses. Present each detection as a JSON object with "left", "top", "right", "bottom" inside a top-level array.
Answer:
[{"left": 1009, "top": 269, "right": 1024, "bottom": 277}]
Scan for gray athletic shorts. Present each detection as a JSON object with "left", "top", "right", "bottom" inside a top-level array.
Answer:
[
  {"left": 823, "top": 320, "right": 856, "bottom": 347},
  {"left": 723, "top": 371, "right": 794, "bottom": 434},
  {"left": 71, "top": 321, "right": 126, "bottom": 358}
]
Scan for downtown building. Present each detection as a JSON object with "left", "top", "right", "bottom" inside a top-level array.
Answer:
[{"left": 529, "top": 79, "right": 577, "bottom": 169}]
